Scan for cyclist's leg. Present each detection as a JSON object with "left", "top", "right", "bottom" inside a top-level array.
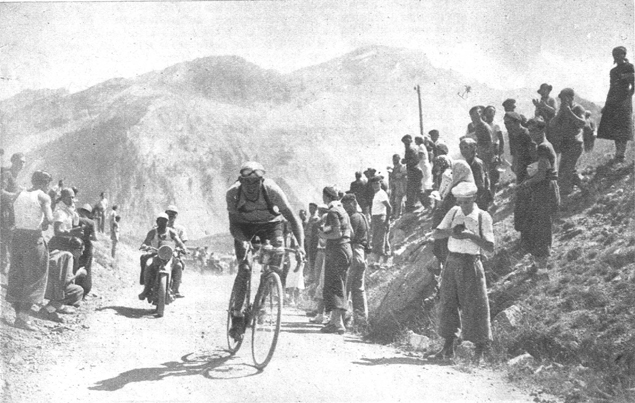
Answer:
[{"left": 230, "top": 238, "right": 250, "bottom": 314}]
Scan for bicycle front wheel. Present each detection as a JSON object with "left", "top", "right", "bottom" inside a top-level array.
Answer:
[{"left": 251, "top": 271, "right": 283, "bottom": 369}]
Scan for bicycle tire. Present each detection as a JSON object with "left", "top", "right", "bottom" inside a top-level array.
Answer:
[
  {"left": 226, "top": 279, "right": 245, "bottom": 354},
  {"left": 156, "top": 274, "right": 168, "bottom": 318},
  {"left": 251, "top": 271, "right": 283, "bottom": 370}
]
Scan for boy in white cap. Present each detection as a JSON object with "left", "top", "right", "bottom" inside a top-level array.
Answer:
[{"left": 432, "top": 181, "right": 495, "bottom": 364}]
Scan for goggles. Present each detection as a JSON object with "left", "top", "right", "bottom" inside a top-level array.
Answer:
[
  {"left": 239, "top": 168, "right": 265, "bottom": 178},
  {"left": 239, "top": 174, "right": 263, "bottom": 185}
]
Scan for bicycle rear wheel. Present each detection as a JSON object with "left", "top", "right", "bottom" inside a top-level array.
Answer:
[
  {"left": 251, "top": 271, "right": 283, "bottom": 369},
  {"left": 226, "top": 279, "right": 246, "bottom": 354}
]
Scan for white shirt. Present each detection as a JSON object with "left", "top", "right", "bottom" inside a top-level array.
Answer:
[
  {"left": 417, "top": 144, "right": 433, "bottom": 190},
  {"left": 371, "top": 189, "right": 389, "bottom": 216},
  {"left": 53, "top": 203, "right": 79, "bottom": 232},
  {"left": 437, "top": 205, "right": 494, "bottom": 255},
  {"left": 14, "top": 190, "right": 46, "bottom": 230}
]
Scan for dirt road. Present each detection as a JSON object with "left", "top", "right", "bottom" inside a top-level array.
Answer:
[{"left": 5, "top": 270, "right": 538, "bottom": 403}]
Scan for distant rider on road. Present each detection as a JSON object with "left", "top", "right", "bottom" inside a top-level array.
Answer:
[
  {"left": 226, "top": 161, "right": 305, "bottom": 339},
  {"left": 165, "top": 205, "right": 188, "bottom": 298},
  {"left": 138, "top": 213, "right": 186, "bottom": 300}
]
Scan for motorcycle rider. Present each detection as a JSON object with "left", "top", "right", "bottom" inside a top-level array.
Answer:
[
  {"left": 226, "top": 161, "right": 305, "bottom": 340},
  {"left": 165, "top": 205, "right": 188, "bottom": 298},
  {"left": 138, "top": 213, "right": 186, "bottom": 301}
]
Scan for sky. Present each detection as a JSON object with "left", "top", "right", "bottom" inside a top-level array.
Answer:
[{"left": 1, "top": 0, "right": 633, "bottom": 102}]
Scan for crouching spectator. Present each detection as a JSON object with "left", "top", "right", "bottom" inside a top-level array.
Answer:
[{"left": 41, "top": 237, "right": 87, "bottom": 322}]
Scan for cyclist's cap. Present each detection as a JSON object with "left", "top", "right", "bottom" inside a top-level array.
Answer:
[
  {"left": 156, "top": 212, "right": 169, "bottom": 221},
  {"left": 165, "top": 205, "right": 179, "bottom": 214},
  {"left": 239, "top": 161, "right": 265, "bottom": 177}
]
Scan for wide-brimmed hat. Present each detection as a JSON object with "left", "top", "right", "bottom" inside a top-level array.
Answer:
[{"left": 537, "top": 83, "right": 553, "bottom": 94}]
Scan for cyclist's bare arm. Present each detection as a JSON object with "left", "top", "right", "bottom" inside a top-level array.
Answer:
[{"left": 280, "top": 208, "right": 305, "bottom": 255}]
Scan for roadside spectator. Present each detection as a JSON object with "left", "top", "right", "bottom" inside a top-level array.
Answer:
[
  {"left": 459, "top": 138, "right": 492, "bottom": 211},
  {"left": 305, "top": 203, "right": 320, "bottom": 283},
  {"left": 550, "top": 88, "right": 586, "bottom": 196},
  {"left": 597, "top": 46, "right": 634, "bottom": 163},
  {"left": 466, "top": 106, "right": 496, "bottom": 184},
  {"left": 111, "top": 215, "right": 121, "bottom": 258},
  {"left": 362, "top": 169, "right": 376, "bottom": 218},
  {"left": 583, "top": 111, "right": 596, "bottom": 153},
  {"left": 309, "top": 204, "right": 329, "bottom": 324},
  {"left": 533, "top": 84, "right": 558, "bottom": 152},
  {"left": 349, "top": 171, "right": 367, "bottom": 216},
  {"left": 4, "top": 170, "right": 54, "bottom": 331},
  {"left": 369, "top": 176, "right": 392, "bottom": 265},
  {"left": 1, "top": 152, "right": 26, "bottom": 276},
  {"left": 96, "top": 192, "right": 108, "bottom": 233},
  {"left": 319, "top": 186, "right": 352, "bottom": 335},
  {"left": 388, "top": 153, "right": 407, "bottom": 220},
  {"left": 401, "top": 135, "right": 422, "bottom": 213},
  {"left": 41, "top": 238, "right": 87, "bottom": 322},
  {"left": 342, "top": 193, "right": 370, "bottom": 327},
  {"left": 431, "top": 160, "right": 475, "bottom": 270},
  {"left": 415, "top": 136, "right": 433, "bottom": 209},
  {"left": 48, "top": 179, "right": 64, "bottom": 212},
  {"left": 49, "top": 188, "right": 83, "bottom": 251},
  {"left": 108, "top": 205, "right": 118, "bottom": 232},
  {"left": 431, "top": 155, "right": 453, "bottom": 208},
  {"left": 432, "top": 182, "right": 495, "bottom": 363},
  {"left": 483, "top": 106, "right": 505, "bottom": 195},
  {"left": 505, "top": 112, "right": 535, "bottom": 183},
  {"left": 76, "top": 204, "right": 97, "bottom": 297},
  {"left": 516, "top": 117, "right": 560, "bottom": 269},
  {"left": 502, "top": 98, "right": 527, "bottom": 125}
]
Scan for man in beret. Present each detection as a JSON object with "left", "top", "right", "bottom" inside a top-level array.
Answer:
[
  {"left": 348, "top": 171, "right": 367, "bottom": 217},
  {"left": 432, "top": 182, "right": 495, "bottom": 364},
  {"left": 505, "top": 112, "right": 535, "bottom": 183}
]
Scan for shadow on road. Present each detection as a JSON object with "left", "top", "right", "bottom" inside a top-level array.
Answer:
[
  {"left": 90, "top": 350, "right": 259, "bottom": 391},
  {"left": 96, "top": 306, "right": 156, "bottom": 319},
  {"left": 353, "top": 356, "right": 453, "bottom": 367}
]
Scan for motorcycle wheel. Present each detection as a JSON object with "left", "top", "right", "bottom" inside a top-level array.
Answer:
[{"left": 156, "top": 274, "right": 168, "bottom": 317}]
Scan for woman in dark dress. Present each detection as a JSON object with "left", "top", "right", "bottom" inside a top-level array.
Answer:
[
  {"left": 516, "top": 117, "right": 560, "bottom": 269},
  {"left": 597, "top": 46, "right": 634, "bottom": 162}
]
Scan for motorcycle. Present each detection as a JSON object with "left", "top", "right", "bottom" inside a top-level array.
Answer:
[{"left": 140, "top": 245, "right": 184, "bottom": 317}]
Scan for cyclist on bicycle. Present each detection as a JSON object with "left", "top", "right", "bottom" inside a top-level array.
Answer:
[{"left": 226, "top": 161, "right": 305, "bottom": 340}]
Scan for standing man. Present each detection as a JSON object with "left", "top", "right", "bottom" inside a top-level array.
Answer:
[
  {"left": 76, "top": 204, "right": 97, "bottom": 297},
  {"left": 550, "top": 88, "right": 587, "bottom": 196},
  {"left": 388, "top": 154, "right": 407, "bottom": 220},
  {"left": 483, "top": 106, "right": 505, "bottom": 196},
  {"left": 110, "top": 215, "right": 121, "bottom": 258},
  {"left": 369, "top": 176, "right": 392, "bottom": 264},
  {"left": 505, "top": 112, "right": 535, "bottom": 184},
  {"left": 108, "top": 205, "right": 119, "bottom": 233},
  {"left": 319, "top": 186, "right": 351, "bottom": 335},
  {"left": 432, "top": 182, "right": 495, "bottom": 363},
  {"left": 166, "top": 205, "right": 188, "bottom": 298},
  {"left": 467, "top": 106, "right": 496, "bottom": 183},
  {"left": 1, "top": 152, "right": 26, "bottom": 276},
  {"left": 226, "top": 161, "right": 305, "bottom": 340},
  {"left": 415, "top": 136, "right": 433, "bottom": 209},
  {"left": 348, "top": 171, "right": 367, "bottom": 214},
  {"left": 4, "top": 170, "right": 54, "bottom": 331},
  {"left": 341, "top": 193, "right": 369, "bottom": 327},
  {"left": 401, "top": 135, "right": 422, "bottom": 213},
  {"left": 460, "top": 138, "right": 492, "bottom": 211},
  {"left": 96, "top": 192, "right": 108, "bottom": 233},
  {"left": 305, "top": 202, "right": 320, "bottom": 283}
]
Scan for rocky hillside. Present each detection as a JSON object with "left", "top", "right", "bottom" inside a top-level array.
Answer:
[
  {"left": 367, "top": 140, "right": 634, "bottom": 402},
  {"left": 0, "top": 45, "right": 601, "bottom": 239}
]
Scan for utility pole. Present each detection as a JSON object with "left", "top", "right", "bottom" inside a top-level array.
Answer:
[{"left": 414, "top": 85, "right": 423, "bottom": 138}]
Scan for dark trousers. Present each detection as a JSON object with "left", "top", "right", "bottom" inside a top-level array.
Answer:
[
  {"left": 558, "top": 141, "right": 583, "bottom": 195},
  {"left": 6, "top": 230, "right": 48, "bottom": 306},
  {"left": 346, "top": 244, "right": 368, "bottom": 318},
  {"left": 406, "top": 167, "right": 423, "bottom": 212},
  {"left": 323, "top": 241, "right": 352, "bottom": 312},
  {"left": 75, "top": 245, "right": 93, "bottom": 296},
  {"left": 231, "top": 222, "right": 284, "bottom": 313}
]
